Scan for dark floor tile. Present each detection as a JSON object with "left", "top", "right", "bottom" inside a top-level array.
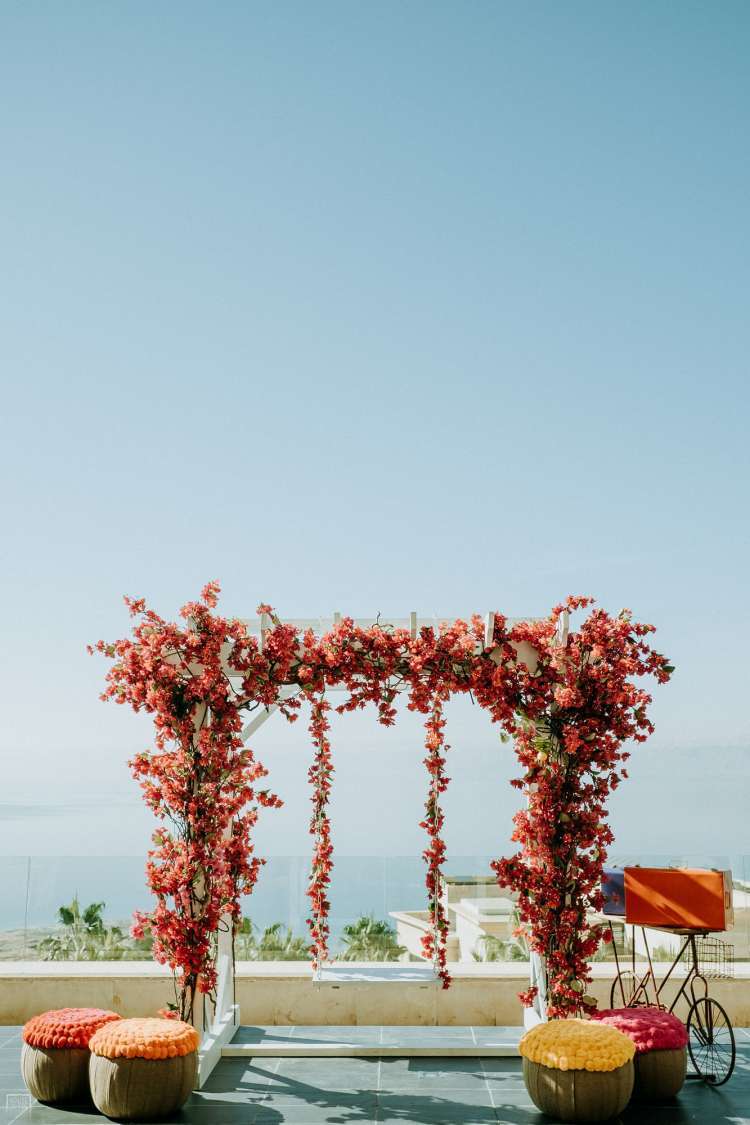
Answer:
[
  {"left": 254, "top": 1103, "right": 375, "bottom": 1123},
  {"left": 375, "top": 1099, "right": 498, "bottom": 1124},
  {"left": 292, "top": 1028, "right": 382, "bottom": 1043},
  {"left": 272, "top": 1059, "right": 379, "bottom": 1086},
  {"left": 234, "top": 1026, "right": 297, "bottom": 1044},
  {"left": 379, "top": 1059, "right": 487, "bottom": 1091},
  {"left": 262, "top": 1087, "right": 379, "bottom": 1108},
  {"left": 480, "top": 1080, "right": 529, "bottom": 1100},
  {"left": 379, "top": 1090, "right": 495, "bottom": 1112},
  {"left": 258, "top": 1092, "right": 378, "bottom": 1113},
  {"left": 12, "top": 1109, "right": 102, "bottom": 1125},
  {"left": 3, "top": 1045, "right": 749, "bottom": 1125},
  {"left": 200, "top": 1059, "right": 280, "bottom": 1095},
  {"left": 479, "top": 1059, "right": 524, "bottom": 1075},
  {"left": 622, "top": 1109, "right": 748, "bottom": 1125},
  {"left": 169, "top": 1106, "right": 259, "bottom": 1124},
  {"left": 0, "top": 1088, "right": 32, "bottom": 1102},
  {"left": 381, "top": 1058, "right": 486, "bottom": 1073},
  {"left": 263, "top": 1083, "right": 378, "bottom": 1104},
  {"left": 188, "top": 1087, "right": 274, "bottom": 1106},
  {"left": 0, "top": 1106, "right": 31, "bottom": 1124},
  {"left": 490, "top": 1106, "right": 548, "bottom": 1125}
]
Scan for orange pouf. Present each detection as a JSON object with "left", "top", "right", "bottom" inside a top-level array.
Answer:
[
  {"left": 21, "top": 1008, "right": 121, "bottom": 1105},
  {"left": 88, "top": 1018, "right": 199, "bottom": 1120}
]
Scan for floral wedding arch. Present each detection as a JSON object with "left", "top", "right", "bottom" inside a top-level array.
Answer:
[{"left": 91, "top": 583, "right": 672, "bottom": 1034}]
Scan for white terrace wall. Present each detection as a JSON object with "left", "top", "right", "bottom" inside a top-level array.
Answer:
[{"left": 2, "top": 963, "right": 749, "bottom": 1027}]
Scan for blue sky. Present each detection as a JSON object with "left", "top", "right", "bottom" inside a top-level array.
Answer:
[{"left": 0, "top": 2, "right": 748, "bottom": 851}]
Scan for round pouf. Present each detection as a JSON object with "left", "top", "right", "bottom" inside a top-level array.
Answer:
[
  {"left": 520, "top": 1018, "right": 635, "bottom": 1123},
  {"left": 88, "top": 1017, "right": 199, "bottom": 1121},
  {"left": 591, "top": 1007, "right": 688, "bottom": 1100},
  {"left": 21, "top": 1008, "right": 121, "bottom": 1105}
]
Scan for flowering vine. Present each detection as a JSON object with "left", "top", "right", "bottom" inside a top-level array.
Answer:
[
  {"left": 419, "top": 695, "right": 451, "bottom": 986},
  {"left": 307, "top": 697, "right": 334, "bottom": 969},
  {"left": 90, "top": 583, "right": 285, "bottom": 1021},
  {"left": 492, "top": 598, "right": 673, "bottom": 1016},
  {"left": 93, "top": 587, "right": 671, "bottom": 1020}
]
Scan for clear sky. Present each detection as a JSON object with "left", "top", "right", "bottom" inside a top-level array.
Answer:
[{"left": 1, "top": 2, "right": 748, "bottom": 855}]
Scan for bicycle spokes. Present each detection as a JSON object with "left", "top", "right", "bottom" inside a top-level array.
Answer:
[{"left": 687, "top": 997, "right": 736, "bottom": 1086}]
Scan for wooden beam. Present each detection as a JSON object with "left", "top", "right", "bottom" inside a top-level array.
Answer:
[{"left": 239, "top": 615, "right": 538, "bottom": 636}]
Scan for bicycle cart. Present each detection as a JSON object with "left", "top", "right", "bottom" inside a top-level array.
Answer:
[
  {"left": 603, "top": 866, "right": 736, "bottom": 1086},
  {"left": 610, "top": 927, "right": 736, "bottom": 1085}
]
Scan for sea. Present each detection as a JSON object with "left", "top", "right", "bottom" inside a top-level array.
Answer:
[{"left": 1, "top": 744, "right": 748, "bottom": 941}]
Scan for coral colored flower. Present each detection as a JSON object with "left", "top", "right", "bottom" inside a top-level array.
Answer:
[{"left": 93, "top": 587, "right": 671, "bottom": 1019}]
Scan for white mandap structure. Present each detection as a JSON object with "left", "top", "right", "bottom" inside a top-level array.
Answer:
[{"left": 195, "top": 608, "right": 566, "bottom": 1085}]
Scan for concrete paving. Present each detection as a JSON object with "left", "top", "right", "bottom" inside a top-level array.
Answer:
[{"left": 1, "top": 1025, "right": 748, "bottom": 1124}]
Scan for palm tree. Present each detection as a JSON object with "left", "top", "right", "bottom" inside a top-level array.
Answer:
[
  {"left": 39, "top": 897, "right": 127, "bottom": 961},
  {"left": 472, "top": 933, "right": 527, "bottom": 962},
  {"left": 235, "top": 918, "right": 312, "bottom": 961},
  {"left": 337, "top": 915, "right": 406, "bottom": 962},
  {"left": 234, "top": 916, "right": 256, "bottom": 960}
]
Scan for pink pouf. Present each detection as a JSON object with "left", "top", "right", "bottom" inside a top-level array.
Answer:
[{"left": 591, "top": 1008, "right": 687, "bottom": 1100}]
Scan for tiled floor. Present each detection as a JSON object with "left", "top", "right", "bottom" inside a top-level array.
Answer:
[
  {"left": 228, "top": 1026, "right": 521, "bottom": 1053},
  {"left": 1, "top": 1025, "right": 749, "bottom": 1124}
]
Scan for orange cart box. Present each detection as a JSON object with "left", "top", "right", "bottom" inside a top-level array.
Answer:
[{"left": 623, "top": 867, "right": 733, "bottom": 931}]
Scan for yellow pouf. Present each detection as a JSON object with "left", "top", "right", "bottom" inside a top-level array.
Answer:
[
  {"left": 88, "top": 1018, "right": 199, "bottom": 1121},
  {"left": 520, "top": 1019, "right": 635, "bottom": 1123}
]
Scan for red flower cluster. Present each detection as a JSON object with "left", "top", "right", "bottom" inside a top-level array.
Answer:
[
  {"left": 91, "top": 584, "right": 283, "bottom": 1021},
  {"left": 492, "top": 597, "right": 673, "bottom": 1016},
  {"left": 419, "top": 695, "right": 451, "bottom": 985},
  {"left": 307, "top": 697, "right": 334, "bottom": 968},
  {"left": 94, "top": 589, "right": 671, "bottom": 1017}
]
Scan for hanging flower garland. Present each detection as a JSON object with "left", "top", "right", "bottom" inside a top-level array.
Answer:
[
  {"left": 419, "top": 694, "right": 451, "bottom": 986},
  {"left": 93, "top": 588, "right": 672, "bottom": 1018},
  {"left": 306, "top": 696, "right": 334, "bottom": 969}
]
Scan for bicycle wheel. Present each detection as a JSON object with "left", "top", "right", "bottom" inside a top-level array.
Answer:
[
  {"left": 687, "top": 996, "right": 735, "bottom": 1085},
  {"left": 610, "top": 970, "right": 640, "bottom": 1008}
]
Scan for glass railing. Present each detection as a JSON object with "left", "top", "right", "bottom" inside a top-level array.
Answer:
[{"left": 1, "top": 854, "right": 748, "bottom": 964}]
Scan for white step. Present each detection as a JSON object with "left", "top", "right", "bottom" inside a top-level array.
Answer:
[{"left": 221, "top": 1025, "right": 521, "bottom": 1058}]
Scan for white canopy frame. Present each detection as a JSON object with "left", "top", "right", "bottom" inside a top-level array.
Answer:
[{"left": 196, "top": 608, "right": 567, "bottom": 1085}]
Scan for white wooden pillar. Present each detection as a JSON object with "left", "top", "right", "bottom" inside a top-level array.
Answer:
[
  {"left": 193, "top": 692, "right": 241, "bottom": 1087},
  {"left": 524, "top": 608, "right": 569, "bottom": 1028}
]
